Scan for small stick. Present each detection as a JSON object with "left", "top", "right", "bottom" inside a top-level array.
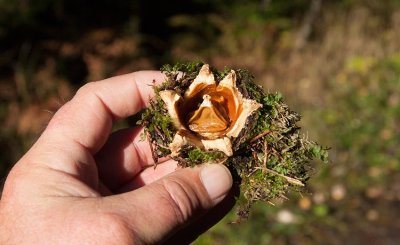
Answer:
[
  {"left": 146, "top": 131, "right": 158, "bottom": 166},
  {"left": 250, "top": 130, "right": 271, "bottom": 144},
  {"left": 255, "top": 167, "right": 305, "bottom": 187},
  {"left": 263, "top": 140, "right": 268, "bottom": 166},
  {"left": 153, "top": 126, "right": 165, "bottom": 141},
  {"left": 270, "top": 146, "right": 283, "bottom": 161}
]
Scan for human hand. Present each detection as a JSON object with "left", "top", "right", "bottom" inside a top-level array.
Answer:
[{"left": 0, "top": 71, "right": 233, "bottom": 244}]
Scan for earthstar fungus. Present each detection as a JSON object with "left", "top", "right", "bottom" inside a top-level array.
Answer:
[
  {"left": 139, "top": 62, "right": 329, "bottom": 219},
  {"left": 159, "top": 64, "right": 262, "bottom": 157}
]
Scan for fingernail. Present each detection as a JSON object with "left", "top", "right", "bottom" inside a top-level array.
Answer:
[{"left": 200, "top": 164, "right": 232, "bottom": 203}]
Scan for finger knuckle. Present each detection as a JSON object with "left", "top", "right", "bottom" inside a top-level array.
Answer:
[
  {"left": 159, "top": 177, "right": 201, "bottom": 223},
  {"left": 76, "top": 82, "right": 97, "bottom": 96}
]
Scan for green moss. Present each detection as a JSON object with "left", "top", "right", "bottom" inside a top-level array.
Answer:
[
  {"left": 161, "top": 61, "right": 204, "bottom": 74},
  {"left": 306, "top": 143, "right": 330, "bottom": 164},
  {"left": 157, "top": 61, "right": 205, "bottom": 93},
  {"left": 138, "top": 96, "right": 175, "bottom": 160},
  {"left": 177, "top": 146, "right": 227, "bottom": 167}
]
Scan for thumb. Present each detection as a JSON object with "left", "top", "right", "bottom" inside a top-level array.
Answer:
[{"left": 107, "top": 164, "right": 232, "bottom": 244}]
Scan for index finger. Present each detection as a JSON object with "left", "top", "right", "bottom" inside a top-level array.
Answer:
[
  {"left": 24, "top": 71, "right": 166, "bottom": 186},
  {"left": 45, "top": 71, "right": 166, "bottom": 154}
]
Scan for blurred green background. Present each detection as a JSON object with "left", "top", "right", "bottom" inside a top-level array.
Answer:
[{"left": 1, "top": 0, "right": 400, "bottom": 244}]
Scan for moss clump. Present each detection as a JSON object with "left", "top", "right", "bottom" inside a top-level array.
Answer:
[
  {"left": 177, "top": 145, "right": 227, "bottom": 167},
  {"left": 139, "top": 62, "right": 329, "bottom": 218},
  {"left": 138, "top": 98, "right": 173, "bottom": 161}
]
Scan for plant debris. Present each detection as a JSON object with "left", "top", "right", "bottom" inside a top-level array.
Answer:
[{"left": 138, "top": 62, "right": 329, "bottom": 219}]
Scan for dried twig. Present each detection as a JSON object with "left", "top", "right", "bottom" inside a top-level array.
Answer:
[
  {"left": 250, "top": 130, "right": 271, "bottom": 144},
  {"left": 255, "top": 167, "right": 305, "bottom": 187},
  {"left": 146, "top": 131, "right": 158, "bottom": 165}
]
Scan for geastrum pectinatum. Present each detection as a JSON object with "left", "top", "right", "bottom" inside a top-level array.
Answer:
[
  {"left": 140, "top": 62, "right": 328, "bottom": 219},
  {"left": 159, "top": 64, "right": 262, "bottom": 157}
]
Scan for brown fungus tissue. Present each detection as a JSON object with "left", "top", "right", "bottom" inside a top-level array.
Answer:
[{"left": 138, "top": 62, "right": 329, "bottom": 219}]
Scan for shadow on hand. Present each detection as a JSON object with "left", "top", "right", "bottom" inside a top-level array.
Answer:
[{"left": 163, "top": 184, "right": 240, "bottom": 244}]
